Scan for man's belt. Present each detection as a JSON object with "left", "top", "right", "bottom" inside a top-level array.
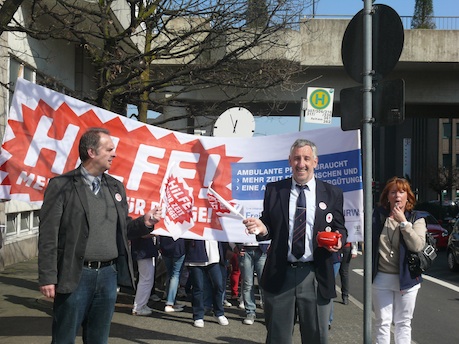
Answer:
[
  {"left": 83, "top": 259, "right": 116, "bottom": 269},
  {"left": 287, "top": 261, "right": 314, "bottom": 268}
]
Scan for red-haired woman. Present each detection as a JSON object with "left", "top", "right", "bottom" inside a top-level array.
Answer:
[{"left": 371, "top": 177, "right": 427, "bottom": 344}]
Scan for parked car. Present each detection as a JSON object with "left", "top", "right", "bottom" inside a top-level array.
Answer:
[
  {"left": 416, "top": 211, "right": 449, "bottom": 249},
  {"left": 447, "top": 218, "right": 459, "bottom": 272}
]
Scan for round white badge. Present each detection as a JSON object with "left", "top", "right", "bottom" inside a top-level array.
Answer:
[
  {"left": 319, "top": 202, "right": 327, "bottom": 210},
  {"left": 115, "top": 193, "right": 122, "bottom": 202},
  {"left": 326, "top": 213, "right": 333, "bottom": 223}
]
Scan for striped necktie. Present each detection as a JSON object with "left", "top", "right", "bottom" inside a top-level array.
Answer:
[
  {"left": 292, "top": 184, "right": 307, "bottom": 259},
  {"left": 92, "top": 178, "right": 100, "bottom": 195}
]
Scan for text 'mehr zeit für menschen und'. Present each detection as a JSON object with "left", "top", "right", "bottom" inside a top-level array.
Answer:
[{"left": 231, "top": 150, "right": 362, "bottom": 200}]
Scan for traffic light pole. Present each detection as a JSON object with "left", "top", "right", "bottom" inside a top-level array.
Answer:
[{"left": 362, "top": 0, "right": 374, "bottom": 343}]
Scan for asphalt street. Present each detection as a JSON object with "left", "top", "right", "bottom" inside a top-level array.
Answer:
[{"left": 0, "top": 257, "right": 370, "bottom": 344}]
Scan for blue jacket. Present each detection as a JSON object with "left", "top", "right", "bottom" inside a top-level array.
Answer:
[
  {"left": 185, "top": 240, "right": 228, "bottom": 265},
  {"left": 372, "top": 206, "right": 423, "bottom": 290},
  {"left": 131, "top": 236, "right": 158, "bottom": 261},
  {"left": 256, "top": 178, "right": 347, "bottom": 298},
  {"left": 159, "top": 236, "right": 185, "bottom": 258}
]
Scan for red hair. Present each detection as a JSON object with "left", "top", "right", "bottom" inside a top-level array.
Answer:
[{"left": 378, "top": 177, "right": 416, "bottom": 211}]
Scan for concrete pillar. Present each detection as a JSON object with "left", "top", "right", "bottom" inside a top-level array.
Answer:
[{"left": 149, "top": 101, "right": 191, "bottom": 133}]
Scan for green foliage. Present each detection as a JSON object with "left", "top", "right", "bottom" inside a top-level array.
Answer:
[
  {"left": 411, "top": 0, "right": 436, "bottom": 29},
  {"left": 246, "top": 0, "right": 268, "bottom": 28}
]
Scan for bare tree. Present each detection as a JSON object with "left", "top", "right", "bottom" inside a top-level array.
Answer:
[
  {"left": 0, "top": 0, "right": 24, "bottom": 34},
  {"left": 1, "top": 0, "right": 309, "bottom": 129},
  {"left": 412, "top": 0, "right": 436, "bottom": 29},
  {"left": 428, "top": 166, "right": 459, "bottom": 199}
]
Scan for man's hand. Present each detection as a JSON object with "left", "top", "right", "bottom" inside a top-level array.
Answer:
[
  {"left": 327, "top": 235, "right": 342, "bottom": 252},
  {"left": 40, "top": 284, "right": 56, "bottom": 299},
  {"left": 243, "top": 218, "right": 267, "bottom": 236},
  {"left": 319, "top": 231, "right": 343, "bottom": 253},
  {"left": 144, "top": 205, "right": 163, "bottom": 228}
]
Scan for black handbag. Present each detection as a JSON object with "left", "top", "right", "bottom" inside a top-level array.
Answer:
[{"left": 406, "top": 212, "right": 437, "bottom": 276}]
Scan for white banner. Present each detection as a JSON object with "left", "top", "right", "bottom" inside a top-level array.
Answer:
[{"left": 0, "top": 79, "right": 363, "bottom": 242}]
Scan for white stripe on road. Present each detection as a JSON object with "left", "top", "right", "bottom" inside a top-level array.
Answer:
[
  {"left": 353, "top": 268, "right": 459, "bottom": 293},
  {"left": 418, "top": 274, "right": 459, "bottom": 292}
]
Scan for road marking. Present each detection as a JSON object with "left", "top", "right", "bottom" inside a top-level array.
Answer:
[
  {"left": 353, "top": 269, "right": 459, "bottom": 293},
  {"left": 420, "top": 274, "right": 459, "bottom": 292},
  {"left": 337, "top": 271, "right": 420, "bottom": 344}
]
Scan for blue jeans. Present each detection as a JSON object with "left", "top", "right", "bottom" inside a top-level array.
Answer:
[
  {"left": 239, "top": 247, "right": 267, "bottom": 315},
  {"left": 52, "top": 264, "right": 118, "bottom": 344},
  {"left": 202, "top": 263, "right": 228, "bottom": 308},
  {"left": 189, "top": 263, "right": 224, "bottom": 320},
  {"left": 220, "top": 261, "right": 228, "bottom": 303},
  {"left": 163, "top": 254, "right": 185, "bottom": 306}
]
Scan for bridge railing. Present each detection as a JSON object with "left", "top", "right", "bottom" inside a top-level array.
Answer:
[{"left": 304, "top": 15, "right": 459, "bottom": 30}]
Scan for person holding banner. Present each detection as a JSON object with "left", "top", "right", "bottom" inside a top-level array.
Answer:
[
  {"left": 130, "top": 234, "right": 160, "bottom": 316},
  {"left": 38, "top": 127, "right": 161, "bottom": 344},
  {"left": 185, "top": 239, "right": 230, "bottom": 328},
  {"left": 159, "top": 235, "right": 186, "bottom": 312},
  {"left": 237, "top": 242, "right": 268, "bottom": 325},
  {"left": 243, "top": 138, "right": 347, "bottom": 344}
]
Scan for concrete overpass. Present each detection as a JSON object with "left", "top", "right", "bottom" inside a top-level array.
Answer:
[
  {"left": 147, "top": 17, "right": 458, "bottom": 204},
  {"left": 150, "top": 17, "right": 459, "bottom": 129}
]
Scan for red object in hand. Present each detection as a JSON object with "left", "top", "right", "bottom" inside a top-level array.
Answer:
[{"left": 317, "top": 231, "right": 342, "bottom": 248}]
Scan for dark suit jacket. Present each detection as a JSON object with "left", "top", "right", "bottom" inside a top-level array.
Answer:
[
  {"left": 257, "top": 178, "right": 347, "bottom": 299},
  {"left": 38, "top": 166, "right": 151, "bottom": 293}
]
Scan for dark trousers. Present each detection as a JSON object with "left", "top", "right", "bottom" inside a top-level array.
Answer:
[
  {"left": 263, "top": 265, "right": 331, "bottom": 344},
  {"left": 339, "top": 244, "right": 352, "bottom": 298},
  {"left": 189, "top": 263, "right": 224, "bottom": 320},
  {"left": 52, "top": 265, "right": 118, "bottom": 344}
]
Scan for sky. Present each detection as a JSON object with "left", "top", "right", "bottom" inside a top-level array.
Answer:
[{"left": 312, "top": 0, "right": 454, "bottom": 17}]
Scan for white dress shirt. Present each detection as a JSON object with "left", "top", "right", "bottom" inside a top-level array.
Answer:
[{"left": 288, "top": 177, "right": 316, "bottom": 262}]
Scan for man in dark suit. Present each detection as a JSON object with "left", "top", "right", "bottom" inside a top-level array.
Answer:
[
  {"left": 38, "top": 127, "right": 162, "bottom": 343},
  {"left": 243, "top": 138, "right": 347, "bottom": 344}
]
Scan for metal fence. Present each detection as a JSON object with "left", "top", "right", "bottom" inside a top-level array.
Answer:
[
  {"left": 400, "top": 16, "right": 459, "bottom": 30},
  {"left": 306, "top": 15, "right": 459, "bottom": 30}
]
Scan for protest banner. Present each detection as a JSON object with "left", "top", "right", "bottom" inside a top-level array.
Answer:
[{"left": 0, "top": 79, "right": 363, "bottom": 242}]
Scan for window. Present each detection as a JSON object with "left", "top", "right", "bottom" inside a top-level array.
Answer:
[
  {"left": 456, "top": 123, "right": 459, "bottom": 138},
  {"left": 20, "top": 212, "right": 29, "bottom": 232},
  {"left": 9, "top": 57, "right": 35, "bottom": 108},
  {"left": 443, "top": 122, "right": 452, "bottom": 139},
  {"left": 32, "top": 210, "right": 39, "bottom": 229},
  {"left": 5, "top": 211, "right": 39, "bottom": 237},
  {"left": 6, "top": 213, "right": 16, "bottom": 235},
  {"left": 9, "top": 56, "right": 73, "bottom": 110},
  {"left": 443, "top": 154, "right": 452, "bottom": 168}
]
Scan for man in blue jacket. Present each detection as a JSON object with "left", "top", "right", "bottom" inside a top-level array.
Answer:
[{"left": 244, "top": 139, "right": 347, "bottom": 344}]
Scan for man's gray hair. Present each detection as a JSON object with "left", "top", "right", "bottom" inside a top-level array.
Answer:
[{"left": 290, "top": 139, "right": 318, "bottom": 158}]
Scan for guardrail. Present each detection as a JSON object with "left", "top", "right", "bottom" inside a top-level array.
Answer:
[
  {"left": 400, "top": 16, "right": 459, "bottom": 30},
  {"left": 305, "top": 15, "right": 459, "bottom": 30}
]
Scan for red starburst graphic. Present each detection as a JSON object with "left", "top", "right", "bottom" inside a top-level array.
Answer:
[{"left": 0, "top": 98, "right": 242, "bottom": 237}]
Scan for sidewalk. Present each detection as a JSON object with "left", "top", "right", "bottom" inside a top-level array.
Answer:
[{"left": 0, "top": 258, "right": 364, "bottom": 343}]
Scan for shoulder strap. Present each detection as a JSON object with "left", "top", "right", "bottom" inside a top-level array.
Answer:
[{"left": 409, "top": 210, "right": 419, "bottom": 223}]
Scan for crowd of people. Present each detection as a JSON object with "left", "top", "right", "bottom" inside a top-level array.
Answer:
[{"left": 38, "top": 129, "right": 427, "bottom": 344}]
